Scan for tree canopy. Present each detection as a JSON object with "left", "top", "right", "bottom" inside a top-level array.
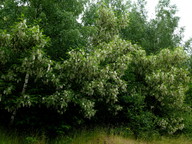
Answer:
[{"left": 0, "top": 0, "right": 192, "bottom": 136}]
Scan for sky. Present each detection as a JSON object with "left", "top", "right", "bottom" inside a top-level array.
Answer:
[{"left": 145, "top": 0, "right": 192, "bottom": 41}]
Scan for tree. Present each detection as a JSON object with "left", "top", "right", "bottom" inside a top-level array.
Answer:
[
  {"left": 0, "top": 0, "right": 190, "bottom": 136},
  {"left": 0, "top": 19, "right": 52, "bottom": 124},
  {"left": 0, "top": 0, "right": 89, "bottom": 60}
]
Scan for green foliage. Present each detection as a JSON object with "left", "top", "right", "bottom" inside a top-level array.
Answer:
[
  {"left": 0, "top": 0, "right": 191, "bottom": 137},
  {"left": 0, "top": 0, "right": 89, "bottom": 60},
  {"left": 43, "top": 36, "right": 135, "bottom": 119},
  {"left": 0, "top": 20, "right": 55, "bottom": 128},
  {"left": 83, "top": 0, "right": 184, "bottom": 54},
  {"left": 25, "top": 137, "right": 38, "bottom": 144},
  {"left": 126, "top": 47, "right": 189, "bottom": 134},
  {"left": 120, "top": 0, "right": 183, "bottom": 54},
  {"left": 83, "top": 2, "right": 129, "bottom": 46},
  {"left": 121, "top": 93, "right": 155, "bottom": 135}
]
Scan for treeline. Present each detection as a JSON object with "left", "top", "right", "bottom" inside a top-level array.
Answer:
[{"left": 0, "top": 0, "right": 192, "bottom": 136}]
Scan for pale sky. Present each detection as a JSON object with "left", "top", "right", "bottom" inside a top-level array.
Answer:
[{"left": 145, "top": 0, "right": 192, "bottom": 41}]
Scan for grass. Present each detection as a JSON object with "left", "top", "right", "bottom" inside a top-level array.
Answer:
[
  {"left": 0, "top": 129, "right": 20, "bottom": 144},
  {"left": 0, "top": 127, "right": 192, "bottom": 144},
  {"left": 52, "top": 128, "right": 192, "bottom": 144},
  {"left": 0, "top": 128, "right": 47, "bottom": 144}
]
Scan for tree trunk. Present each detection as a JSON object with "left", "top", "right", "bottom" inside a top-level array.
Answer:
[
  {"left": 10, "top": 73, "right": 30, "bottom": 125},
  {"left": 9, "top": 110, "right": 16, "bottom": 126},
  {"left": 22, "top": 73, "right": 29, "bottom": 95}
]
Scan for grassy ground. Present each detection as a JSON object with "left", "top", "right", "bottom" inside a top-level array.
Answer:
[
  {"left": 53, "top": 129, "right": 192, "bottom": 144},
  {"left": 0, "top": 128, "right": 192, "bottom": 144}
]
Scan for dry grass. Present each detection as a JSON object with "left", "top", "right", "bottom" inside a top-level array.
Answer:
[
  {"left": 70, "top": 135, "right": 192, "bottom": 144},
  {"left": 55, "top": 128, "right": 192, "bottom": 144}
]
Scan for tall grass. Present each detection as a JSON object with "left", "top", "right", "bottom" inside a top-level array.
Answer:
[
  {"left": 0, "top": 129, "right": 21, "bottom": 144},
  {"left": 52, "top": 127, "right": 192, "bottom": 144},
  {"left": 0, "top": 127, "right": 192, "bottom": 144},
  {"left": 0, "top": 128, "right": 47, "bottom": 144}
]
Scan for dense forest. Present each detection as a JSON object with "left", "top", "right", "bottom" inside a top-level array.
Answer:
[{"left": 0, "top": 0, "right": 192, "bottom": 141}]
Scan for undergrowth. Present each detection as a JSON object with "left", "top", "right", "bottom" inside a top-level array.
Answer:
[{"left": 0, "top": 127, "right": 192, "bottom": 144}]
